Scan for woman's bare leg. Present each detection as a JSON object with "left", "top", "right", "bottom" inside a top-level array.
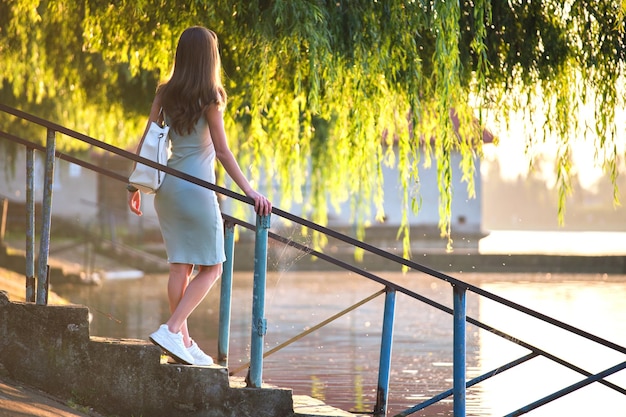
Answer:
[
  {"left": 166, "top": 263, "right": 222, "bottom": 346},
  {"left": 166, "top": 263, "right": 194, "bottom": 345}
]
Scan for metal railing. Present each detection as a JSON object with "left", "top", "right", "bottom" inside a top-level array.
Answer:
[{"left": 0, "top": 103, "right": 624, "bottom": 417}]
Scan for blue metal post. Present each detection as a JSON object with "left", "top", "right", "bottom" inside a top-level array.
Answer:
[
  {"left": 25, "top": 148, "right": 35, "bottom": 302},
  {"left": 248, "top": 214, "right": 270, "bottom": 388},
  {"left": 218, "top": 220, "right": 236, "bottom": 367},
  {"left": 453, "top": 284, "right": 467, "bottom": 417},
  {"left": 36, "top": 129, "right": 56, "bottom": 305},
  {"left": 374, "top": 287, "right": 396, "bottom": 417}
]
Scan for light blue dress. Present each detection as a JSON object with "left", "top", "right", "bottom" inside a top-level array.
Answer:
[{"left": 154, "top": 116, "right": 226, "bottom": 266}]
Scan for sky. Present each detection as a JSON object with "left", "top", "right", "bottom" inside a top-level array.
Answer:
[{"left": 481, "top": 101, "right": 625, "bottom": 191}]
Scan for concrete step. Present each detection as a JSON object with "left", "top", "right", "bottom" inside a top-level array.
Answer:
[
  {"left": 0, "top": 291, "right": 360, "bottom": 417},
  {"left": 292, "top": 395, "right": 366, "bottom": 417}
]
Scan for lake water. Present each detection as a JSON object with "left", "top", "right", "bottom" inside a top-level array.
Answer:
[{"left": 54, "top": 270, "right": 626, "bottom": 417}]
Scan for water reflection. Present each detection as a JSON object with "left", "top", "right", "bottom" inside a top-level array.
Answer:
[
  {"left": 478, "top": 280, "right": 626, "bottom": 417},
  {"left": 54, "top": 272, "right": 626, "bottom": 416}
]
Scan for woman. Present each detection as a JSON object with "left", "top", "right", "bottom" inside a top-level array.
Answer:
[{"left": 127, "top": 26, "right": 271, "bottom": 365}]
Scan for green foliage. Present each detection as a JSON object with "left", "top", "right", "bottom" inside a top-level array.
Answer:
[{"left": 0, "top": 0, "right": 624, "bottom": 256}]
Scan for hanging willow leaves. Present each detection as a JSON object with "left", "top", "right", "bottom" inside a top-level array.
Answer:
[{"left": 0, "top": 0, "right": 624, "bottom": 258}]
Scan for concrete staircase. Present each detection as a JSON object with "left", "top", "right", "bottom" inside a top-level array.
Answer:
[{"left": 0, "top": 291, "right": 359, "bottom": 417}]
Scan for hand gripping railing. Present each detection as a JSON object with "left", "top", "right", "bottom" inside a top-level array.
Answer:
[{"left": 0, "top": 103, "right": 624, "bottom": 417}]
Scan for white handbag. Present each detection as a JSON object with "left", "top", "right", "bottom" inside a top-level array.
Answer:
[{"left": 128, "top": 109, "right": 170, "bottom": 194}]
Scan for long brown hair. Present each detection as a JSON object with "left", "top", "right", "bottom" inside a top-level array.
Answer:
[{"left": 158, "top": 26, "right": 227, "bottom": 135}]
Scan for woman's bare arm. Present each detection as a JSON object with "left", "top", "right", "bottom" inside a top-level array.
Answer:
[{"left": 207, "top": 105, "right": 271, "bottom": 216}]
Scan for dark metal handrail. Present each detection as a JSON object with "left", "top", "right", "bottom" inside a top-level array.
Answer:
[
  {"left": 222, "top": 213, "right": 626, "bottom": 407},
  {"left": 1, "top": 104, "right": 621, "bottom": 355},
  {"left": 0, "top": 103, "right": 624, "bottom": 417}
]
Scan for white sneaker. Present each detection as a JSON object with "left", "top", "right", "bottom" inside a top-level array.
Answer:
[
  {"left": 187, "top": 340, "right": 213, "bottom": 366},
  {"left": 149, "top": 324, "right": 195, "bottom": 365}
]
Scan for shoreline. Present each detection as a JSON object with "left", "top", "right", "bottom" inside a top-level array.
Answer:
[
  {"left": 0, "top": 266, "right": 70, "bottom": 305},
  {"left": 1, "top": 234, "right": 625, "bottom": 292}
]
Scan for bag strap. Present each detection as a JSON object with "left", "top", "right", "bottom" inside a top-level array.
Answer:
[{"left": 156, "top": 107, "right": 166, "bottom": 127}]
